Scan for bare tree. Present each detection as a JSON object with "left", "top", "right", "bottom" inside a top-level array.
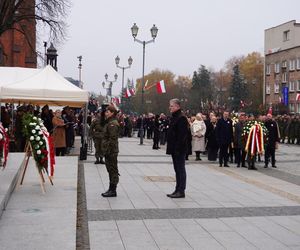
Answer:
[{"left": 0, "top": 0, "right": 70, "bottom": 43}]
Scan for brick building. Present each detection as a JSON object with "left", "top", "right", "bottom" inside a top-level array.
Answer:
[
  {"left": 0, "top": 0, "right": 36, "bottom": 68},
  {"left": 264, "top": 20, "right": 300, "bottom": 114}
]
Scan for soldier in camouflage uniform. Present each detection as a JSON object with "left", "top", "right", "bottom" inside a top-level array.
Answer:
[
  {"left": 89, "top": 110, "right": 106, "bottom": 164},
  {"left": 101, "top": 105, "right": 120, "bottom": 197}
]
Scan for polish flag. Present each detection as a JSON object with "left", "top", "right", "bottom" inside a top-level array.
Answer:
[
  {"left": 111, "top": 97, "right": 121, "bottom": 105},
  {"left": 296, "top": 93, "right": 300, "bottom": 102},
  {"left": 125, "top": 88, "right": 132, "bottom": 98},
  {"left": 129, "top": 88, "right": 135, "bottom": 96},
  {"left": 156, "top": 80, "right": 166, "bottom": 94}
]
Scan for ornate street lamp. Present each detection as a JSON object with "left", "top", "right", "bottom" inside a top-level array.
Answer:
[
  {"left": 131, "top": 23, "right": 158, "bottom": 145},
  {"left": 115, "top": 55, "right": 133, "bottom": 109}
]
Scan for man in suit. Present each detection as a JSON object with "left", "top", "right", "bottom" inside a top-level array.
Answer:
[
  {"left": 216, "top": 111, "right": 233, "bottom": 167},
  {"left": 264, "top": 114, "right": 280, "bottom": 168},
  {"left": 166, "top": 99, "right": 189, "bottom": 198}
]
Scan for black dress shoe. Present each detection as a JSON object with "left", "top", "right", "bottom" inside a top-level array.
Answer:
[
  {"left": 166, "top": 190, "right": 177, "bottom": 197},
  {"left": 264, "top": 165, "right": 268, "bottom": 168},
  {"left": 167, "top": 192, "right": 185, "bottom": 198},
  {"left": 224, "top": 165, "right": 230, "bottom": 167},
  {"left": 248, "top": 166, "right": 258, "bottom": 170},
  {"left": 236, "top": 165, "right": 240, "bottom": 168},
  {"left": 242, "top": 165, "right": 247, "bottom": 168},
  {"left": 219, "top": 164, "right": 223, "bottom": 167},
  {"left": 94, "top": 160, "right": 100, "bottom": 164},
  {"left": 272, "top": 165, "right": 277, "bottom": 168}
]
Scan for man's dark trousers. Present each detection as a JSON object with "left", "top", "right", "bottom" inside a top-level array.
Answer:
[
  {"left": 171, "top": 153, "right": 186, "bottom": 193},
  {"left": 219, "top": 144, "right": 229, "bottom": 166}
]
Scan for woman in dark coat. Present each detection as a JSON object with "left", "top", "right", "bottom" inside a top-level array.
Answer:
[
  {"left": 185, "top": 116, "right": 193, "bottom": 160},
  {"left": 206, "top": 116, "right": 218, "bottom": 161}
]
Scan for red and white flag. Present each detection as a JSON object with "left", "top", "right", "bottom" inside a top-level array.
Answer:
[
  {"left": 125, "top": 88, "right": 132, "bottom": 98},
  {"left": 129, "top": 88, "right": 136, "bottom": 96},
  {"left": 156, "top": 80, "right": 166, "bottom": 94},
  {"left": 296, "top": 93, "right": 300, "bottom": 102},
  {"left": 112, "top": 97, "right": 121, "bottom": 105}
]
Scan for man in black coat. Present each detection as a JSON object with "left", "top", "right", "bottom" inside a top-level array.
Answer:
[
  {"left": 216, "top": 111, "right": 233, "bottom": 167},
  {"left": 234, "top": 113, "right": 246, "bottom": 168},
  {"left": 264, "top": 114, "right": 280, "bottom": 168},
  {"left": 166, "top": 99, "right": 189, "bottom": 198}
]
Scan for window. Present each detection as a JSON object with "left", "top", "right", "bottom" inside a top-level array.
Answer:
[
  {"left": 289, "top": 103, "right": 295, "bottom": 113},
  {"left": 297, "top": 58, "right": 300, "bottom": 70},
  {"left": 289, "top": 60, "right": 296, "bottom": 71},
  {"left": 297, "top": 80, "right": 300, "bottom": 91},
  {"left": 297, "top": 103, "right": 300, "bottom": 113},
  {"left": 266, "top": 64, "right": 271, "bottom": 75},
  {"left": 283, "top": 30, "right": 290, "bottom": 41},
  {"left": 274, "top": 62, "right": 280, "bottom": 73},
  {"left": 266, "top": 84, "right": 271, "bottom": 94},
  {"left": 274, "top": 82, "right": 280, "bottom": 94},
  {"left": 282, "top": 61, "right": 287, "bottom": 68},
  {"left": 289, "top": 81, "right": 295, "bottom": 92},
  {"left": 282, "top": 72, "right": 287, "bottom": 83}
]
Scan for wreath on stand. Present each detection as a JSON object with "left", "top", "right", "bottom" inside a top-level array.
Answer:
[
  {"left": 0, "top": 123, "right": 9, "bottom": 168},
  {"left": 22, "top": 114, "right": 55, "bottom": 177},
  {"left": 242, "top": 120, "right": 268, "bottom": 158}
]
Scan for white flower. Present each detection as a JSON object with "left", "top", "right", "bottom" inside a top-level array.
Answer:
[
  {"left": 38, "top": 118, "right": 42, "bottom": 121},
  {"left": 0, "top": 134, "right": 3, "bottom": 140},
  {"left": 33, "top": 117, "right": 37, "bottom": 120},
  {"left": 4, "top": 128, "right": 8, "bottom": 132},
  {"left": 39, "top": 141, "right": 43, "bottom": 145},
  {"left": 36, "top": 150, "right": 41, "bottom": 155},
  {"left": 39, "top": 131, "right": 43, "bottom": 135},
  {"left": 30, "top": 136, "right": 34, "bottom": 141},
  {"left": 36, "top": 136, "right": 41, "bottom": 141},
  {"left": 35, "top": 125, "right": 40, "bottom": 130},
  {"left": 32, "top": 130, "right": 36, "bottom": 134},
  {"left": 29, "top": 122, "right": 36, "bottom": 126}
]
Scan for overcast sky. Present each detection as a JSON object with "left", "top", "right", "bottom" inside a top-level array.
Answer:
[{"left": 50, "top": 0, "right": 300, "bottom": 96}]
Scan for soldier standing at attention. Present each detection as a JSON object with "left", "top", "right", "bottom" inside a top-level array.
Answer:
[
  {"left": 101, "top": 105, "right": 120, "bottom": 197},
  {"left": 89, "top": 109, "right": 106, "bottom": 164}
]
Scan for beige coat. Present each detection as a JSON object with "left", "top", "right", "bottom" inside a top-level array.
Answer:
[
  {"left": 52, "top": 116, "right": 66, "bottom": 148},
  {"left": 191, "top": 120, "right": 206, "bottom": 152}
]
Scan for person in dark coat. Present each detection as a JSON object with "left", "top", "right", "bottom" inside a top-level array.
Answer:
[
  {"left": 206, "top": 116, "right": 218, "bottom": 161},
  {"left": 233, "top": 113, "right": 246, "bottom": 168},
  {"left": 185, "top": 117, "right": 193, "bottom": 160},
  {"left": 41, "top": 105, "right": 54, "bottom": 133},
  {"left": 216, "top": 111, "right": 233, "bottom": 167},
  {"left": 264, "top": 114, "right": 280, "bottom": 168},
  {"left": 152, "top": 114, "right": 160, "bottom": 149},
  {"left": 166, "top": 99, "right": 189, "bottom": 198}
]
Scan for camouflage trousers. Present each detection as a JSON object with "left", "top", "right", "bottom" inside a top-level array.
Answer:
[
  {"left": 94, "top": 139, "right": 103, "bottom": 158},
  {"left": 104, "top": 153, "right": 119, "bottom": 185}
]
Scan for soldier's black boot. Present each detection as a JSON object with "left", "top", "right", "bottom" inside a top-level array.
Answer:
[
  {"left": 101, "top": 184, "right": 117, "bottom": 197},
  {"left": 99, "top": 157, "right": 105, "bottom": 164},
  {"left": 94, "top": 157, "right": 100, "bottom": 164}
]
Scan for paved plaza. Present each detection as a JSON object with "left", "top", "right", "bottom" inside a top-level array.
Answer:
[
  {"left": 0, "top": 137, "right": 300, "bottom": 249},
  {"left": 85, "top": 138, "right": 300, "bottom": 250}
]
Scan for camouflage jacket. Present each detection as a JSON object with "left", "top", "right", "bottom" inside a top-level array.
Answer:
[{"left": 102, "top": 117, "right": 120, "bottom": 155}]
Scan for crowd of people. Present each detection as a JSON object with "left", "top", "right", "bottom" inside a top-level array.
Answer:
[{"left": 1, "top": 104, "right": 80, "bottom": 156}]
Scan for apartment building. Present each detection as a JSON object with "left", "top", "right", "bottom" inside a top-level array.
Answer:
[{"left": 264, "top": 20, "right": 300, "bottom": 113}]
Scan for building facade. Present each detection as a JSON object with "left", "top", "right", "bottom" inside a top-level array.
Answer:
[
  {"left": 0, "top": 0, "right": 37, "bottom": 68},
  {"left": 264, "top": 20, "right": 300, "bottom": 114}
]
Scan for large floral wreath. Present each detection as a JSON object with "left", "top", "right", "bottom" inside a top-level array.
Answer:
[
  {"left": 242, "top": 120, "right": 268, "bottom": 157},
  {"left": 22, "top": 114, "right": 55, "bottom": 177},
  {"left": 0, "top": 123, "right": 9, "bottom": 167}
]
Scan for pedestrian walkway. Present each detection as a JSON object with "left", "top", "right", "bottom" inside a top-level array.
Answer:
[{"left": 85, "top": 138, "right": 300, "bottom": 250}]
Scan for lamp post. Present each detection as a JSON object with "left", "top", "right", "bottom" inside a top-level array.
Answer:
[
  {"left": 115, "top": 56, "right": 133, "bottom": 108},
  {"left": 131, "top": 23, "right": 158, "bottom": 145},
  {"left": 102, "top": 73, "right": 118, "bottom": 102}
]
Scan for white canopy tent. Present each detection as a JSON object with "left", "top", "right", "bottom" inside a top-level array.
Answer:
[{"left": 0, "top": 65, "right": 88, "bottom": 107}]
